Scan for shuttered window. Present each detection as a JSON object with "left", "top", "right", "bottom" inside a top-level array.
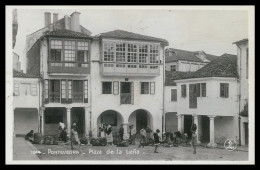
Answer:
[
  {"left": 150, "top": 82, "right": 155, "bottom": 95},
  {"left": 31, "top": 84, "right": 37, "bottom": 96},
  {"left": 196, "top": 83, "right": 200, "bottom": 97},
  {"left": 181, "top": 85, "right": 186, "bottom": 97},
  {"left": 171, "top": 89, "right": 177, "bottom": 101},
  {"left": 84, "top": 80, "right": 88, "bottom": 103},
  {"left": 201, "top": 83, "right": 206, "bottom": 97},
  {"left": 44, "top": 80, "right": 49, "bottom": 103},
  {"left": 68, "top": 80, "right": 72, "bottom": 103},
  {"left": 14, "top": 83, "right": 20, "bottom": 96},
  {"left": 141, "top": 82, "right": 149, "bottom": 94},
  {"left": 220, "top": 83, "right": 229, "bottom": 98},
  {"left": 113, "top": 81, "right": 119, "bottom": 95},
  {"left": 61, "top": 80, "right": 67, "bottom": 103}
]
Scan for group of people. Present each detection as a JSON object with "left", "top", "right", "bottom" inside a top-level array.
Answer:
[{"left": 99, "top": 124, "right": 114, "bottom": 145}]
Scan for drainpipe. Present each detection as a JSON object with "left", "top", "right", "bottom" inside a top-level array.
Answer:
[{"left": 238, "top": 45, "right": 242, "bottom": 146}]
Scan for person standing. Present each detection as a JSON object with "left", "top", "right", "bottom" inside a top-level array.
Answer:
[
  {"left": 139, "top": 128, "right": 146, "bottom": 148},
  {"left": 153, "top": 129, "right": 161, "bottom": 153},
  {"left": 119, "top": 124, "right": 124, "bottom": 141},
  {"left": 129, "top": 125, "right": 136, "bottom": 145},
  {"left": 71, "top": 123, "right": 81, "bottom": 149},
  {"left": 190, "top": 123, "right": 197, "bottom": 154},
  {"left": 105, "top": 124, "right": 113, "bottom": 145}
]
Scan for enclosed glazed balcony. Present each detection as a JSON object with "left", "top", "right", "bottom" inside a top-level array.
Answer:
[{"left": 48, "top": 61, "right": 90, "bottom": 74}]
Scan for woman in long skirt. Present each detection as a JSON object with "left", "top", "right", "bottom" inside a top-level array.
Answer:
[
  {"left": 106, "top": 124, "right": 113, "bottom": 145},
  {"left": 191, "top": 131, "right": 197, "bottom": 154}
]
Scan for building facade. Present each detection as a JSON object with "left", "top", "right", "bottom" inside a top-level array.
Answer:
[{"left": 233, "top": 39, "right": 249, "bottom": 146}]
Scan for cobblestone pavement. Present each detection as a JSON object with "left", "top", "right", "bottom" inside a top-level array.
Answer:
[{"left": 33, "top": 143, "right": 248, "bottom": 161}]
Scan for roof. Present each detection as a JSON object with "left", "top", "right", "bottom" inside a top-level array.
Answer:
[
  {"left": 171, "top": 53, "right": 238, "bottom": 80},
  {"left": 13, "top": 70, "right": 39, "bottom": 78},
  {"left": 97, "top": 30, "right": 169, "bottom": 45},
  {"left": 166, "top": 48, "right": 219, "bottom": 63},
  {"left": 44, "top": 29, "right": 92, "bottom": 39},
  {"left": 233, "top": 38, "right": 248, "bottom": 45},
  {"left": 165, "top": 71, "right": 194, "bottom": 86}
]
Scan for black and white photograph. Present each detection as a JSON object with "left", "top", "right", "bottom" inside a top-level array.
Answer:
[{"left": 5, "top": 6, "right": 255, "bottom": 164}]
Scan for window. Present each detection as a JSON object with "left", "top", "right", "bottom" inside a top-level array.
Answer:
[
  {"left": 13, "top": 83, "right": 19, "bottom": 96},
  {"left": 150, "top": 82, "right": 155, "bottom": 95},
  {"left": 150, "top": 45, "right": 159, "bottom": 64},
  {"left": 171, "top": 89, "right": 177, "bottom": 101},
  {"left": 181, "top": 85, "right": 186, "bottom": 97},
  {"left": 61, "top": 80, "right": 66, "bottom": 103},
  {"left": 116, "top": 43, "right": 126, "bottom": 62},
  {"left": 196, "top": 83, "right": 200, "bottom": 97},
  {"left": 44, "top": 80, "right": 49, "bottom": 102},
  {"left": 67, "top": 80, "right": 72, "bottom": 103},
  {"left": 220, "top": 83, "right": 229, "bottom": 98},
  {"left": 50, "top": 40, "right": 62, "bottom": 62},
  {"left": 246, "top": 48, "right": 249, "bottom": 79},
  {"left": 102, "top": 82, "right": 112, "bottom": 94},
  {"left": 84, "top": 80, "right": 88, "bottom": 103},
  {"left": 73, "top": 80, "right": 84, "bottom": 102},
  {"left": 77, "top": 42, "right": 89, "bottom": 67},
  {"left": 201, "top": 83, "right": 206, "bottom": 97},
  {"left": 64, "top": 41, "right": 76, "bottom": 61},
  {"left": 104, "top": 41, "right": 114, "bottom": 62},
  {"left": 31, "top": 84, "right": 37, "bottom": 96},
  {"left": 127, "top": 44, "right": 137, "bottom": 63},
  {"left": 21, "top": 83, "right": 30, "bottom": 95},
  {"left": 141, "top": 82, "right": 149, "bottom": 94},
  {"left": 49, "top": 80, "right": 60, "bottom": 102},
  {"left": 139, "top": 45, "right": 148, "bottom": 68},
  {"left": 113, "top": 81, "right": 119, "bottom": 95},
  {"left": 170, "top": 65, "right": 176, "bottom": 71}
]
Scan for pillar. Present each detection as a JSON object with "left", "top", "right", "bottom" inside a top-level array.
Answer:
[
  {"left": 66, "top": 107, "right": 71, "bottom": 137},
  {"left": 123, "top": 122, "right": 129, "bottom": 140},
  {"left": 207, "top": 115, "right": 217, "bottom": 147},
  {"left": 84, "top": 107, "right": 90, "bottom": 137},
  {"left": 41, "top": 107, "right": 45, "bottom": 135},
  {"left": 193, "top": 114, "right": 200, "bottom": 144},
  {"left": 177, "top": 114, "right": 182, "bottom": 132}
]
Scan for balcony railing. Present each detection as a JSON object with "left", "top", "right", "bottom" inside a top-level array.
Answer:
[
  {"left": 48, "top": 61, "right": 90, "bottom": 74},
  {"left": 101, "top": 63, "right": 160, "bottom": 76},
  {"left": 49, "top": 91, "right": 60, "bottom": 103},
  {"left": 72, "top": 92, "right": 84, "bottom": 103},
  {"left": 120, "top": 93, "right": 131, "bottom": 104}
]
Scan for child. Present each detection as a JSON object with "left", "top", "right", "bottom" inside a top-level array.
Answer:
[
  {"left": 191, "top": 131, "right": 197, "bottom": 154},
  {"left": 139, "top": 128, "right": 146, "bottom": 148},
  {"left": 153, "top": 129, "right": 161, "bottom": 153}
]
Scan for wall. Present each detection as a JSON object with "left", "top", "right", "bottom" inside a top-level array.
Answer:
[
  {"left": 90, "top": 39, "right": 164, "bottom": 137},
  {"left": 14, "top": 108, "right": 38, "bottom": 135},
  {"left": 13, "top": 77, "right": 40, "bottom": 109},
  {"left": 165, "top": 112, "right": 178, "bottom": 133},
  {"left": 164, "top": 86, "right": 177, "bottom": 113},
  {"left": 176, "top": 77, "right": 238, "bottom": 117},
  {"left": 165, "top": 62, "right": 177, "bottom": 71},
  {"left": 26, "top": 39, "right": 41, "bottom": 76}
]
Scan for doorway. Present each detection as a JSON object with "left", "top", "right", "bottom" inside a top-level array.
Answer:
[
  {"left": 244, "top": 122, "right": 248, "bottom": 145},
  {"left": 201, "top": 115, "right": 210, "bottom": 143},
  {"left": 71, "top": 108, "right": 85, "bottom": 137},
  {"left": 184, "top": 115, "right": 192, "bottom": 139}
]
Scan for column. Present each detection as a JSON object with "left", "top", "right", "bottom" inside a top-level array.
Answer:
[
  {"left": 177, "top": 114, "right": 182, "bottom": 132},
  {"left": 41, "top": 107, "right": 45, "bottom": 136},
  {"left": 193, "top": 114, "right": 200, "bottom": 144},
  {"left": 207, "top": 115, "right": 217, "bottom": 147},
  {"left": 123, "top": 122, "right": 129, "bottom": 140},
  {"left": 84, "top": 107, "right": 90, "bottom": 137},
  {"left": 66, "top": 107, "right": 72, "bottom": 137}
]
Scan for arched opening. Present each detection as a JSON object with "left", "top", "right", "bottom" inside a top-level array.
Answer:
[
  {"left": 128, "top": 109, "right": 153, "bottom": 136},
  {"left": 97, "top": 110, "right": 124, "bottom": 139}
]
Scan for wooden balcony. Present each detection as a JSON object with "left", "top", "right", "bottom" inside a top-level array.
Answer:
[
  {"left": 101, "top": 63, "right": 160, "bottom": 76},
  {"left": 48, "top": 61, "right": 90, "bottom": 74}
]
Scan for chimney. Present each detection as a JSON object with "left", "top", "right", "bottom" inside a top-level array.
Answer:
[
  {"left": 64, "top": 15, "right": 70, "bottom": 30},
  {"left": 53, "top": 13, "right": 58, "bottom": 23},
  {"left": 70, "top": 11, "right": 81, "bottom": 32},
  {"left": 44, "top": 12, "right": 51, "bottom": 27}
]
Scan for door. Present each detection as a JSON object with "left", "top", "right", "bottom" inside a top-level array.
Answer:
[
  {"left": 184, "top": 115, "right": 192, "bottom": 139},
  {"left": 71, "top": 108, "right": 85, "bottom": 137},
  {"left": 120, "top": 82, "right": 132, "bottom": 104},
  {"left": 189, "top": 84, "right": 199, "bottom": 108},
  {"left": 245, "top": 122, "right": 248, "bottom": 145},
  {"left": 201, "top": 116, "right": 210, "bottom": 143}
]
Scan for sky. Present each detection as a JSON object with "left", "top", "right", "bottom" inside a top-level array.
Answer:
[{"left": 13, "top": 8, "right": 248, "bottom": 71}]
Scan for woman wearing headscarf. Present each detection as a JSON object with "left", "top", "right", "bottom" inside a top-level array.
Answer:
[{"left": 105, "top": 124, "right": 113, "bottom": 145}]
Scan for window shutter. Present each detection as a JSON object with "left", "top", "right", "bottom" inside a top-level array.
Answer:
[
  {"left": 201, "top": 83, "right": 206, "bottom": 97},
  {"left": 44, "top": 80, "right": 49, "bottom": 103},
  {"left": 61, "top": 80, "right": 67, "bottom": 103},
  {"left": 150, "top": 82, "right": 155, "bottom": 95},
  {"left": 131, "top": 82, "right": 134, "bottom": 104},
  {"left": 196, "top": 83, "right": 200, "bottom": 97},
  {"left": 113, "top": 81, "right": 119, "bottom": 95},
  {"left": 84, "top": 80, "right": 88, "bottom": 103},
  {"left": 225, "top": 83, "right": 229, "bottom": 98},
  {"left": 31, "top": 84, "right": 37, "bottom": 96},
  {"left": 67, "top": 80, "right": 72, "bottom": 103},
  {"left": 14, "top": 83, "right": 20, "bottom": 96}
]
